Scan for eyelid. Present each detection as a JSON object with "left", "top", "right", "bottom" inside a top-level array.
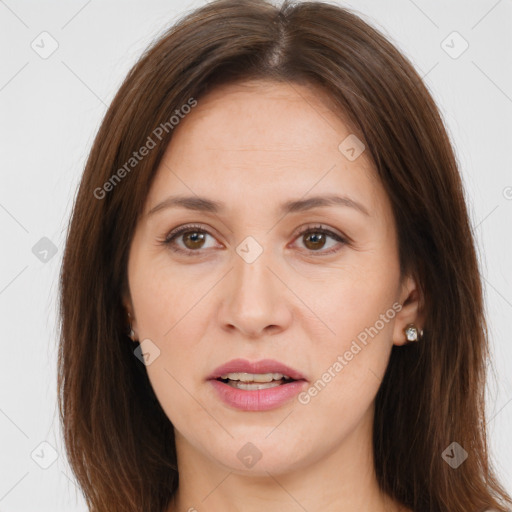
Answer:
[
  {"left": 289, "top": 224, "right": 348, "bottom": 255},
  {"left": 290, "top": 223, "right": 347, "bottom": 243},
  {"left": 163, "top": 223, "right": 223, "bottom": 253},
  {"left": 165, "top": 223, "right": 217, "bottom": 243}
]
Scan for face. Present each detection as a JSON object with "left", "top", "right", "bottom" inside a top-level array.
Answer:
[{"left": 124, "top": 79, "right": 420, "bottom": 476}]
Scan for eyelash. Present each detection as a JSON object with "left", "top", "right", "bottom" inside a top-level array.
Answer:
[{"left": 159, "top": 223, "right": 348, "bottom": 257}]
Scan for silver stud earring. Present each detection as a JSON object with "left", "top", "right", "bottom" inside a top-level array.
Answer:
[{"left": 404, "top": 323, "right": 423, "bottom": 342}]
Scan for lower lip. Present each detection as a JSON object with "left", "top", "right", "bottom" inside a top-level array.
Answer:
[{"left": 208, "top": 379, "right": 307, "bottom": 411}]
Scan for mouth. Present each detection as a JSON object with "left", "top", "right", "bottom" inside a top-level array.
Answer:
[
  {"left": 207, "top": 358, "right": 308, "bottom": 411},
  {"left": 216, "top": 372, "right": 299, "bottom": 390},
  {"left": 207, "top": 358, "right": 307, "bottom": 383}
]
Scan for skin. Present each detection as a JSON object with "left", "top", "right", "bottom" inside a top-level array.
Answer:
[{"left": 124, "top": 79, "right": 422, "bottom": 512}]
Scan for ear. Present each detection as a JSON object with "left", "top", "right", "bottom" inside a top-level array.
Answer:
[
  {"left": 122, "top": 291, "right": 138, "bottom": 338},
  {"left": 392, "top": 273, "right": 425, "bottom": 346}
]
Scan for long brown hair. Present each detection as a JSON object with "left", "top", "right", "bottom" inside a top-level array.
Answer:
[{"left": 57, "top": 1, "right": 512, "bottom": 511}]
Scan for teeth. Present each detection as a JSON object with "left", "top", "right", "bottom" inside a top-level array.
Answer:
[
  {"left": 226, "top": 380, "right": 283, "bottom": 390},
  {"left": 219, "top": 372, "right": 291, "bottom": 383}
]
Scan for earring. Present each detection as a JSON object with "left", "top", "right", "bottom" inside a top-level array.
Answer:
[{"left": 404, "top": 323, "right": 423, "bottom": 342}]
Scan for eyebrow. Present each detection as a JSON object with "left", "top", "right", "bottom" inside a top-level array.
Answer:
[{"left": 147, "top": 193, "right": 370, "bottom": 217}]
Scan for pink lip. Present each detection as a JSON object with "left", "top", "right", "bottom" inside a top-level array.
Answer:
[
  {"left": 207, "top": 358, "right": 308, "bottom": 412},
  {"left": 207, "top": 358, "right": 307, "bottom": 381}
]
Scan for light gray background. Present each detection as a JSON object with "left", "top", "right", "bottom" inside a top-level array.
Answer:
[{"left": 1, "top": 1, "right": 511, "bottom": 510}]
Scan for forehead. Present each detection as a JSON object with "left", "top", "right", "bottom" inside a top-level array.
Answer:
[
  {"left": 145, "top": 79, "right": 383, "bottom": 216},
  {"left": 169, "top": 79, "right": 362, "bottom": 154}
]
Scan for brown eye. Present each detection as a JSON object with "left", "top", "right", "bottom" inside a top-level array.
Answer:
[
  {"left": 181, "top": 230, "right": 207, "bottom": 250},
  {"left": 162, "top": 223, "right": 347, "bottom": 257},
  {"left": 303, "top": 231, "right": 327, "bottom": 251},
  {"left": 294, "top": 225, "right": 347, "bottom": 255},
  {"left": 163, "top": 224, "right": 218, "bottom": 255}
]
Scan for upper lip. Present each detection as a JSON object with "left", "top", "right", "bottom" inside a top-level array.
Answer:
[{"left": 207, "top": 358, "right": 307, "bottom": 381}]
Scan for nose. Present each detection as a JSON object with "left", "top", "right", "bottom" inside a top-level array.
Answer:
[{"left": 218, "top": 246, "right": 293, "bottom": 338}]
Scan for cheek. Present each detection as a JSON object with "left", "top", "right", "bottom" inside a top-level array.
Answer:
[
  {"left": 294, "top": 264, "right": 398, "bottom": 408},
  {"left": 291, "top": 256, "right": 399, "bottom": 343},
  {"left": 144, "top": 358, "right": 213, "bottom": 453},
  {"left": 129, "top": 253, "right": 215, "bottom": 339},
  {"left": 295, "top": 299, "right": 394, "bottom": 441},
  {"left": 128, "top": 260, "right": 217, "bottom": 420}
]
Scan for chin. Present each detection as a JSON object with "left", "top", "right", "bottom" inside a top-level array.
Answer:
[{"left": 202, "top": 434, "right": 316, "bottom": 477}]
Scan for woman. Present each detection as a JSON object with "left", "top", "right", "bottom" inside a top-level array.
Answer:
[{"left": 57, "top": 0, "right": 512, "bottom": 511}]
